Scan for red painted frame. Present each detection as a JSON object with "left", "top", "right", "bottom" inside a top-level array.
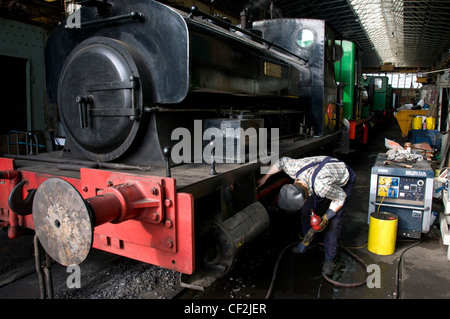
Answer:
[{"left": 0, "top": 157, "right": 195, "bottom": 274}]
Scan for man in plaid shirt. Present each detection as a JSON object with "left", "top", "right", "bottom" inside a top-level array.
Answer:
[{"left": 256, "top": 155, "right": 356, "bottom": 276}]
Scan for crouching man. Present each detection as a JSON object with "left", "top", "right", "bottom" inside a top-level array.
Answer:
[{"left": 256, "top": 156, "right": 356, "bottom": 276}]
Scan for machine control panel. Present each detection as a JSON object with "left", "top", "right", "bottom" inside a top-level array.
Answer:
[
  {"left": 369, "top": 153, "right": 434, "bottom": 238},
  {"left": 376, "top": 175, "right": 426, "bottom": 206}
]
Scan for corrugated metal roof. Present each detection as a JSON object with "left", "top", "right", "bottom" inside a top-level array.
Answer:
[
  {"left": 212, "top": 0, "right": 450, "bottom": 70},
  {"left": 271, "top": 0, "right": 450, "bottom": 69}
]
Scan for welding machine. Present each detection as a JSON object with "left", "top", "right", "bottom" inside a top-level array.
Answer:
[{"left": 368, "top": 153, "right": 434, "bottom": 238}]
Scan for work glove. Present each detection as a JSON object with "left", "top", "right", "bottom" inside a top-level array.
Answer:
[
  {"left": 320, "top": 208, "right": 336, "bottom": 229},
  {"left": 293, "top": 209, "right": 337, "bottom": 254},
  {"left": 310, "top": 208, "right": 336, "bottom": 231},
  {"left": 323, "top": 208, "right": 336, "bottom": 219},
  {"left": 293, "top": 228, "right": 316, "bottom": 254}
]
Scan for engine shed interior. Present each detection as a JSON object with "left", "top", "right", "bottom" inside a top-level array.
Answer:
[{"left": 0, "top": 0, "right": 449, "bottom": 306}]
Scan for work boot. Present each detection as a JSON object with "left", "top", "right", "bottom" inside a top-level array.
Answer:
[
  {"left": 322, "top": 254, "right": 340, "bottom": 276},
  {"left": 322, "top": 260, "right": 335, "bottom": 276}
]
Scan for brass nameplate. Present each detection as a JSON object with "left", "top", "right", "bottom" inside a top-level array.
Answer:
[{"left": 264, "top": 62, "right": 282, "bottom": 78}]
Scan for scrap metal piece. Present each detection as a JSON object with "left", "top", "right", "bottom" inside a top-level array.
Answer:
[
  {"left": 32, "top": 178, "right": 93, "bottom": 266},
  {"left": 383, "top": 160, "right": 413, "bottom": 169}
]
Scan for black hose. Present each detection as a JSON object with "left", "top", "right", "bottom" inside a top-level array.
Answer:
[
  {"left": 265, "top": 242, "right": 299, "bottom": 299},
  {"left": 265, "top": 241, "right": 369, "bottom": 299},
  {"left": 321, "top": 245, "right": 368, "bottom": 288},
  {"left": 266, "top": 238, "right": 426, "bottom": 298},
  {"left": 394, "top": 238, "right": 423, "bottom": 299}
]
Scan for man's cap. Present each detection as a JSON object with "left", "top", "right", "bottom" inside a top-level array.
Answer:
[{"left": 278, "top": 184, "right": 305, "bottom": 213}]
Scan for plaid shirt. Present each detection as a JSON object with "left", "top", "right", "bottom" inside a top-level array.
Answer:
[{"left": 274, "top": 156, "right": 350, "bottom": 207}]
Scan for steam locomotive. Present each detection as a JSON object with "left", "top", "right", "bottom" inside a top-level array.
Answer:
[{"left": 1, "top": 0, "right": 356, "bottom": 290}]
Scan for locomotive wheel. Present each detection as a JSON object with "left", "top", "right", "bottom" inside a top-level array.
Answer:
[{"left": 32, "top": 178, "right": 94, "bottom": 266}]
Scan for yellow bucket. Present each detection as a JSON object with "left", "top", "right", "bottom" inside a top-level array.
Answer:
[
  {"left": 368, "top": 212, "right": 398, "bottom": 255},
  {"left": 426, "top": 117, "right": 435, "bottom": 130},
  {"left": 412, "top": 116, "right": 422, "bottom": 130}
]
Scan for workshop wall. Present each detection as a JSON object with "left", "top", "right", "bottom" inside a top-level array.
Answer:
[{"left": 0, "top": 18, "right": 48, "bottom": 152}]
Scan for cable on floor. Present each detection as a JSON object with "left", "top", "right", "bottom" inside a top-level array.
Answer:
[
  {"left": 394, "top": 238, "right": 424, "bottom": 299},
  {"left": 321, "top": 245, "right": 368, "bottom": 288},
  {"left": 265, "top": 241, "right": 369, "bottom": 299}
]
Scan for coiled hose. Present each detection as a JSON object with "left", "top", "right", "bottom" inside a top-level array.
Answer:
[
  {"left": 265, "top": 241, "right": 368, "bottom": 299},
  {"left": 265, "top": 238, "right": 425, "bottom": 298}
]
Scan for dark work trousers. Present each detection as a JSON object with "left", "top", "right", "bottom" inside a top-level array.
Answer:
[{"left": 300, "top": 165, "right": 356, "bottom": 261}]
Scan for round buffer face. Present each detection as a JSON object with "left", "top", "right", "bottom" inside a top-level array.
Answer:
[{"left": 32, "top": 178, "right": 94, "bottom": 266}]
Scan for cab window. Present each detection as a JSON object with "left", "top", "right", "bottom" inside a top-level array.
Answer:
[
  {"left": 374, "top": 78, "right": 383, "bottom": 90},
  {"left": 296, "top": 29, "right": 314, "bottom": 48}
]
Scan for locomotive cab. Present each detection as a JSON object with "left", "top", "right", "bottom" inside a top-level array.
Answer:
[{"left": 253, "top": 19, "right": 344, "bottom": 137}]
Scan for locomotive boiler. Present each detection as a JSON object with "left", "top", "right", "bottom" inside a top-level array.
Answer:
[
  {"left": 0, "top": 0, "right": 344, "bottom": 291},
  {"left": 46, "top": 1, "right": 341, "bottom": 165}
]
